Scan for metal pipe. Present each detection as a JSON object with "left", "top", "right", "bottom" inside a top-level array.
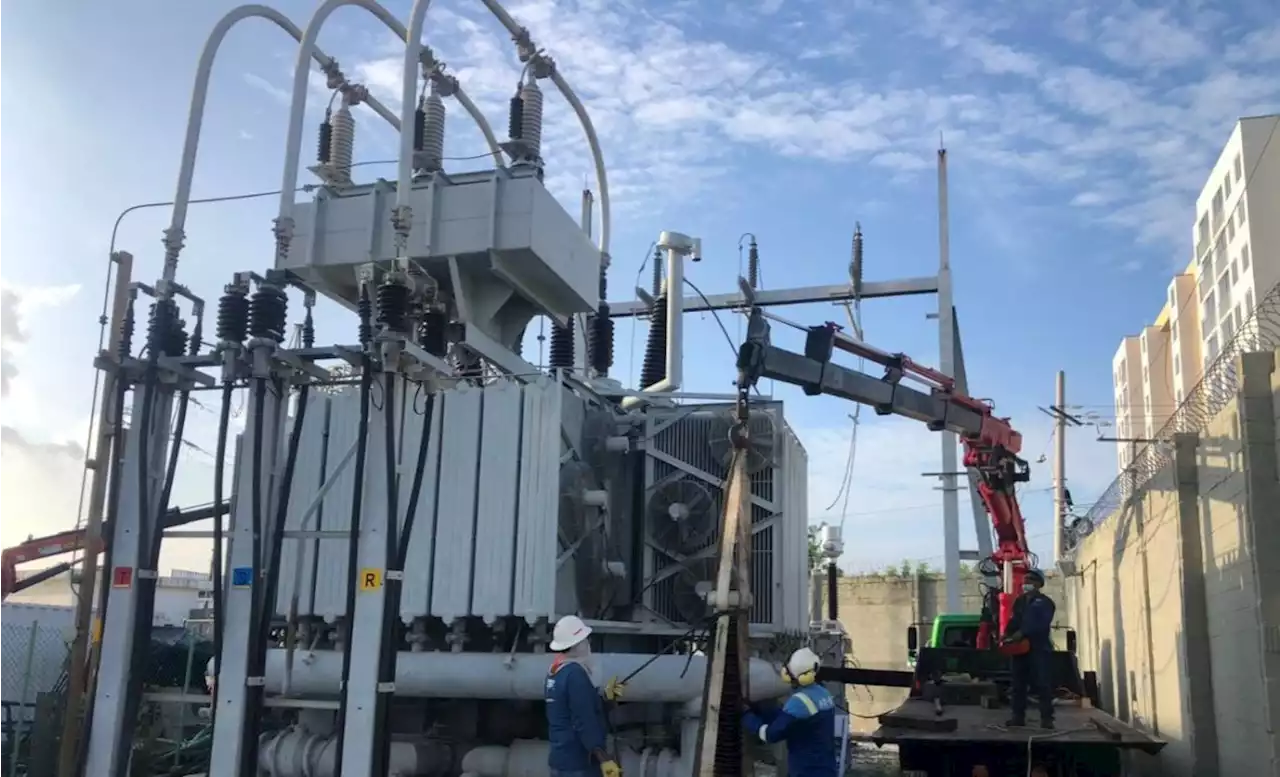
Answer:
[
  {"left": 265, "top": 651, "right": 790, "bottom": 702},
  {"left": 164, "top": 4, "right": 398, "bottom": 284},
  {"left": 278, "top": 0, "right": 406, "bottom": 232},
  {"left": 258, "top": 726, "right": 438, "bottom": 777}
]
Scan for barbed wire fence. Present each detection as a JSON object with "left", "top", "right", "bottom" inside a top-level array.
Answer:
[{"left": 1066, "top": 279, "right": 1280, "bottom": 553}]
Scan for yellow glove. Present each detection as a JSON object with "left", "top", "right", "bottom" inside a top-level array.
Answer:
[
  {"left": 600, "top": 760, "right": 622, "bottom": 777},
  {"left": 603, "top": 676, "right": 625, "bottom": 702}
]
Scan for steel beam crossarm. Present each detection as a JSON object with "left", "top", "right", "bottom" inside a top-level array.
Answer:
[{"left": 609, "top": 276, "right": 940, "bottom": 318}]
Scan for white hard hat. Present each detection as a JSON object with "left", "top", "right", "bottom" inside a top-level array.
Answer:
[
  {"left": 550, "top": 615, "right": 593, "bottom": 652},
  {"left": 785, "top": 647, "right": 821, "bottom": 680}
]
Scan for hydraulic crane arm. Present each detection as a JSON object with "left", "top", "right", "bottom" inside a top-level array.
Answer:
[{"left": 736, "top": 309, "right": 1034, "bottom": 639}]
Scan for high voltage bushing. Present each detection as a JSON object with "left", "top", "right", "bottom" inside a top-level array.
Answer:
[
  {"left": 147, "top": 298, "right": 185, "bottom": 356},
  {"left": 376, "top": 279, "right": 411, "bottom": 333},
  {"left": 588, "top": 271, "right": 614, "bottom": 375},
  {"left": 329, "top": 104, "right": 355, "bottom": 186},
  {"left": 640, "top": 295, "right": 668, "bottom": 389},
  {"left": 650, "top": 245, "right": 663, "bottom": 297},
  {"left": 301, "top": 308, "right": 315, "bottom": 349},
  {"left": 417, "top": 309, "right": 448, "bottom": 357},
  {"left": 216, "top": 285, "right": 250, "bottom": 344},
  {"left": 248, "top": 285, "right": 288, "bottom": 343},
  {"left": 357, "top": 286, "right": 373, "bottom": 347},
  {"left": 118, "top": 301, "right": 136, "bottom": 359},
  {"left": 418, "top": 90, "right": 446, "bottom": 173},
  {"left": 548, "top": 317, "right": 574, "bottom": 370},
  {"left": 747, "top": 237, "right": 760, "bottom": 290},
  {"left": 850, "top": 223, "right": 864, "bottom": 293},
  {"left": 507, "top": 88, "right": 524, "bottom": 140},
  {"left": 317, "top": 109, "right": 334, "bottom": 163},
  {"left": 520, "top": 80, "right": 544, "bottom": 161}
]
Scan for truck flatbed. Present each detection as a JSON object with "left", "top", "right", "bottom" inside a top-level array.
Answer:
[{"left": 872, "top": 698, "right": 1165, "bottom": 753}]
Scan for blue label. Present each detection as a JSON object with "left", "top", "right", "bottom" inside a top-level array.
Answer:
[{"left": 231, "top": 567, "right": 253, "bottom": 587}]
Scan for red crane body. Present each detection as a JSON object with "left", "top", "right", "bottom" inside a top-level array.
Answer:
[{"left": 736, "top": 312, "right": 1034, "bottom": 646}]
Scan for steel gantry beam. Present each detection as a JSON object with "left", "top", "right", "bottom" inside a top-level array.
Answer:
[{"left": 607, "top": 276, "right": 940, "bottom": 317}]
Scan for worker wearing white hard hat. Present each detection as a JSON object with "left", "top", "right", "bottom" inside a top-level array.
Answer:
[
  {"left": 741, "top": 646, "right": 837, "bottom": 777},
  {"left": 544, "top": 615, "right": 624, "bottom": 777}
]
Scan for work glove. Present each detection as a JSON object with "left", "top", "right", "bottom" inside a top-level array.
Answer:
[
  {"left": 742, "top": 710, "right": 764, "bottom": 740},
  {"left": 600, "top": 759, "right": 622, "bottom": 777},
  {"left": 603, "top": 676, "right": 625, "bottom": 702}
]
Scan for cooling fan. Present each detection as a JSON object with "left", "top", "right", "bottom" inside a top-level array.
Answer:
[
  {"left": 647, "top": 478, "right": 716, "bottom": 555},
  {"left": 708, "top": 409, "right": 777, "bottom": 474},
  {"left": 669, "top": 555, "right": 719, "bottom": 626},
  {"left": 559, "top": 460, "right": 618, "bottom": 617}
]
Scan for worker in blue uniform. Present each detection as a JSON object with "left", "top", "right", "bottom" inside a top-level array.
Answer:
[
  {"left": 742, "top": 647, "right": 838, "bottom": 777},
  {"left": 1002, "top": 568, "right": 1057, "bottom": 729},
  {"left": 545, "top": 615, "right": 625, "bottom": 777}
]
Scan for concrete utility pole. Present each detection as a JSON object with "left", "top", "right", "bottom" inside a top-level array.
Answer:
[
  {"left": 1052, "top": 371, "right": 1066, "bottom": 565},
  {"left": 936, "top": 145, "right": 961, "bottom": 613}
]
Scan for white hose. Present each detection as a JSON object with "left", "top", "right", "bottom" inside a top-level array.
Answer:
[{"left": 164, "top": 3, "right": 400, "bottom": 283}]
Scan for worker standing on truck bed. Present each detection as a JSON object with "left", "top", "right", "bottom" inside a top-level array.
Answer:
[
  {"left": 742, "top": 647, "right": 838, "bottom": 777},
  {"left": 1002, "top": 568, "right": 1056, "bottom": 729},
  {"left": 545, "top": 615, "right": 625, "bottom": 777}
]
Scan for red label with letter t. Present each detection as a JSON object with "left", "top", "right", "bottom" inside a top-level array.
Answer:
[{"left": 112, "top": 566, "right": 133, "bottom": 589}]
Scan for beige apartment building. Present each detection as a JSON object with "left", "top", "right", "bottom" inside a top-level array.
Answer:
[{"left": 1111, "top": 114, "right": 1278, "bottom": 478}]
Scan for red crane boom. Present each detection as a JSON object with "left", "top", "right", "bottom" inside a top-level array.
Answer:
[{"left": 735, "top": 310, "right": 1034, "bottom": 645}]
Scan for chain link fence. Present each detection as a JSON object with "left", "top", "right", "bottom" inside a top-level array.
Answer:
[
  {"left": 1067, "top": 280, "right": 1280, "bottom": 552},
  {"left": 2, "top": 616, "right": 72, "bottom": 775}
]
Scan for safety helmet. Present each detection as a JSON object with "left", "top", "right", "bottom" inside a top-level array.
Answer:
[
  {"left": 1025, "top": 568, "right": 1046, "bottom": 586},
  {"left": 549, "top": 615, "right": 593, "bottom": 652},
  {"left": 783, "top": 646, "right": 821, "bottom": 686}
]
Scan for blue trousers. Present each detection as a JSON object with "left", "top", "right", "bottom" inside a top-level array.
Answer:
[
  {"left": 553, "top": 770, "right": 598, "bottom": 777},
  {"left": 1010, "top": 649, "right": 1054, "bottom": 723}
]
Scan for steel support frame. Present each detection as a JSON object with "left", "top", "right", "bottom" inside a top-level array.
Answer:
[
  {"left": 84, "top": 384, "right": 175, "bottom": 776},
  {"left": 208, "top": 382, "right": 288, "bottom": 775},
  {"left": 338, "top": 375, "right": 396, "bottom": 774}
]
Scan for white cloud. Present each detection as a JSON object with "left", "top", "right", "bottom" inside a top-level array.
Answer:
[{"left": 242, "top": 72, "right": 292, "bottom": 105}]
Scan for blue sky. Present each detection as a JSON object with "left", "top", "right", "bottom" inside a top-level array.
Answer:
[{"left": 2, "top": 0, "right": 1278, "bottom": 575}]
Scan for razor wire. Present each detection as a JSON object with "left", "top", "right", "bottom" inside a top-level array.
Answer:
[{"left": 1068, "top": 279, "right": 1280, "bottom": 551}]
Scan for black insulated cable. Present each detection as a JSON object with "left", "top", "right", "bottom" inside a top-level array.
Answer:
[
  {"left": 209, "top": 379, "right": 234, "bottom": 717},
  {"left": 333, "top": 288, "right": 375, "bottom": 776},
  {"left": 111, "top": 297, "right": 183, "bottom": 777},
  {"left": 369, "top": 372, "right": 400, "bottom": 777},
  {"left": 234, "top": 373, "right": 270, "bottom": 777}
]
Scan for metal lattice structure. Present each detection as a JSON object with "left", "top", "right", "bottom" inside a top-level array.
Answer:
[{"left": 1070, "top": 281, "right": 1280, "bottom": 549}]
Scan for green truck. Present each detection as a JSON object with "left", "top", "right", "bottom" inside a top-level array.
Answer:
[{"left": 905, "top": 613, "right": 1078, "bottom": 668}]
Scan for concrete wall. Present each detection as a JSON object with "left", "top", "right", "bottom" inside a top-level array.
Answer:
[
  {"left": 831, "top": 570, "right": 1068, "bottom": 732},
  {"left": 1069, "top": 350, "right": 1280, "bottom": 777}
]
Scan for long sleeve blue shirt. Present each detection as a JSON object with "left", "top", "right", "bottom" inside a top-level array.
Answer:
[
  {"left": 742, "top": 685, "right": 838, "bottom": 777},
  {"left": 1018, "top": 593, "right": 1056, "bottom": 650},
  {"left": 545, "top": 658, "right": 608, "bottom": 772}
]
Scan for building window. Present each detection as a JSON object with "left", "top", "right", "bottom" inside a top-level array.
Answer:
[
  {"left": 1228, "top": 218, "right": 1236, "bottom": 242},
  {"left": 1174, "top": 352, "right": 1180, "bottom": 374},
  {"left": 1235, "top": 152, "right": 1244, "bottom": 180},
  {"left": 1224, "top": 315, "right": 1235, "bottom": 341},
  {"left": 1176, "top": 388, "right": 1183, "bottom": 403},
  {"left": 1224, "top": 173, "right": 1233, "bottom": 199},
  {"left": 1231, "top": 259, "right": 1239, "bottom": 284},
  {"left": 1242, "top": 243, "right": 1251, "bottom": 271},
  {"left": 1208, "top": 334, "right": 1220, "bottom": 363},
  {"left": 1212, "top": 187, "right": 1224, "bottom": 230},
  {"left": 1247, "top": 288, "right": 1255, "bottom": 315},
  {"left": 1239, "top": 195, "right": 1247, "bottom": 225},
  {"left": 1204, "top": 291, "right": 1216, "bottom": 323},
  {"left": 1200, "top": 271, "right": 1212, "bottom": 299},
  {"left": 1198, "top": 214, "right": 1210, "bottom": 251},
  {"left": 1220, "top": 276, "right": 1232, "bottom": 310},
  {"left": 1214, "top": 233, "right": 1226, "bottom": 274},
  {"left": 1173, "top": 320, "right": 1180, "bottom": 341}
]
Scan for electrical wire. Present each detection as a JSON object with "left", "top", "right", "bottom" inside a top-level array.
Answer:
[{"left": 369, "top": 370, "right": 400, "bottom": 776}]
